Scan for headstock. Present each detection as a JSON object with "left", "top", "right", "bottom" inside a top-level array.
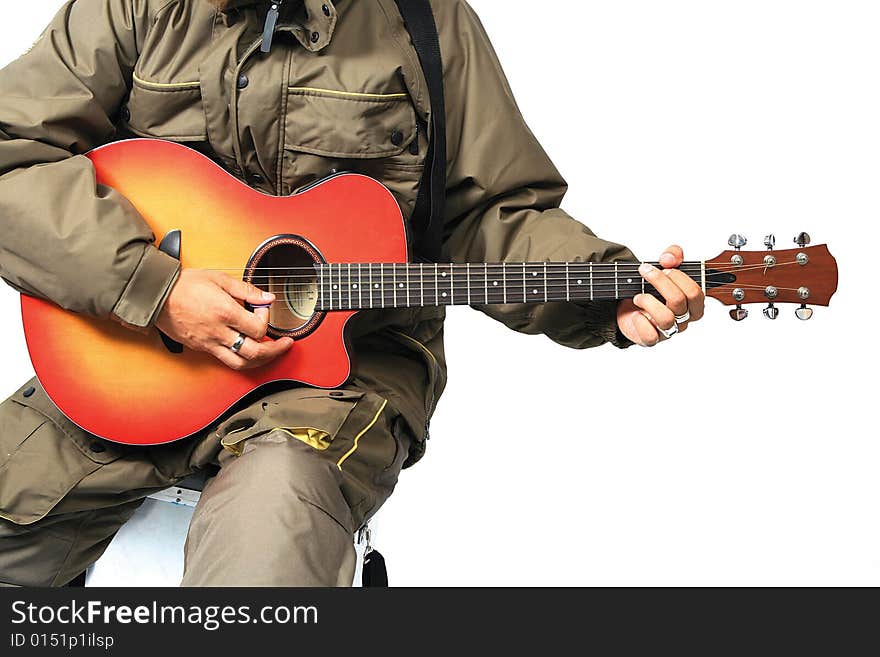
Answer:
[{"left": 704, "top": 233, "right": 838, "bottom": 321}]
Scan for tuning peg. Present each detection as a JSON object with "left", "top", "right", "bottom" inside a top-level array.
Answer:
[
  {"left": 728, "top": 234, "right": 747, "bottom": 250},
  {"left": 794, "top": 232, "right": 811, "bottom": 247},
  {"left": 795, "top": 304, "right": 813, "bottom": 321},
  {"left": 763, "top": 303, "right": 779, "bottom": 319},
  {"left": 763, "top": 234, "right": 776, "bottom": 250},
  {"left": 729, "top": 305, "right": 749, "bottom": 321}
]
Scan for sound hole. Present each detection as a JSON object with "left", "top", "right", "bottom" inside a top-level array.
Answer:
[{"left": 245, "top": 237, "right": 324, "bottom": 339}]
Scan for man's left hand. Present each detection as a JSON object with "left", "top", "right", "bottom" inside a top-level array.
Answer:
[{"left": 616, "top": 245, "right": 705, "bottom": 347}]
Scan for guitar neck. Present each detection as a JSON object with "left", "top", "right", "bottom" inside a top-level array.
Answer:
[{"left": 314, "top": 261, "right": 709, "bottom": 311}]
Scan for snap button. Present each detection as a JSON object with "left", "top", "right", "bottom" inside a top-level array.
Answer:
[
  {"left": 322, "top": 4, "right": 331, "bottom": 16},
  {"left": 22, "top": 386, "right": 35, "bottom": 398},
  {"left": 329, "top": 391, "right": 344, "bottom": 397},
  {"left": 89, "top": 441, "right": 106, "bottom": 453},
  {"left": 237, "top": 73, "right": 249, "bottom": 89},
  {"left": 311, "top": 31, "right": 320, "bottom": 43},
  {"left": 121, "top": 106, "right": 130, "bottom": 122},
  {"left": 391, "top": 130, "right": 404, "bottom": 146},
  {"left": 250, "top": 173, "right": 265, "bottom": 185}
]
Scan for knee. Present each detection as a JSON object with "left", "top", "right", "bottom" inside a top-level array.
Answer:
[{"left": 207, "top": 431, "right": 354, "bottom": 531}]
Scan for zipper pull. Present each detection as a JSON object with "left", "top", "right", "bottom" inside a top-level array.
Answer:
[{"left": 261, "top": 1, "right": 283, "bottom": 53}]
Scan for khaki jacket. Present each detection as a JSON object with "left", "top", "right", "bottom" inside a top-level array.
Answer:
[{"left": 0, "top": 0, "right": 634, "bottom": 465}]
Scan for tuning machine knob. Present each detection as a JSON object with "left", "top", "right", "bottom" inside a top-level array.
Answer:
[
  {"left": 794, "top": 232, "right": 811, "bottom": 247},
  {"left": 795, "top": 304, "right": 813, "bottom": 321},
  {"left": 764, "top": 234, "right": 776, "bottom": 250},
  {"left": 763, "top": 303, "right": 779, "bottom": 320},
  {"left": 728, "top": 234, "right": 747, "bottom": 250},
  {"left": 729, "top": 305, "right": 749, "bottom": 321}
]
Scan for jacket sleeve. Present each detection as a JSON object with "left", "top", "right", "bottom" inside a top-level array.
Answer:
[
  {"left": 0, "top": 0, "right": 179, "bottom": 328},
  {"left": 435, "top": 0, "right": 636, "bottom": 349}
]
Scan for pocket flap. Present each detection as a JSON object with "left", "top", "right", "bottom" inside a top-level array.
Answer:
[
  {"left": 285, "top": 88, "right": 416, "bottom": 159},
  {"left": 125, "top": 76, "right": 207, "bottom": 142},
  {"left": 0, "top": 393, "right": 104, "bottom": 525},
  {"left": 218, "top": 388, "right": 365, "bottom": 455}
]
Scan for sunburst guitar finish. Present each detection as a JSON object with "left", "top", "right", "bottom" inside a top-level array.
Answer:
[{"left": 20, "top": 139, "right": 407, "bottom": 446}]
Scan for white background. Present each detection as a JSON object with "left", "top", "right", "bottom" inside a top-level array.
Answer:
[{"left": 1, "top": 1, "right": 877, "bottom": 586}]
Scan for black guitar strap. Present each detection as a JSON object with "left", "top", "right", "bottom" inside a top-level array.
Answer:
[{"left": 393, "top": 0, "right": 446, "bottom": 263}]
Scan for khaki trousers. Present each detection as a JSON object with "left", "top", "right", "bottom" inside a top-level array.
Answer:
[{"left": 0, "top": 379, "right": 411, "bottom": 587}]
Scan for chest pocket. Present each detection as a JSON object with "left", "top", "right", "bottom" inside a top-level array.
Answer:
[
  {"left": 123, "top": 76, "right": 207, "bottom": 143},
  {"left": 282, "top": 87, "right": 425, "bottom": 216}
]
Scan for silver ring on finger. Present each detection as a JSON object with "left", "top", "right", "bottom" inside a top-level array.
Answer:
[
  {"left": 674, "top": 310, "right": 691, "bottom": 325},
  {"left": 229, "top": 333, "right": 246, "bottom": 354},
  {"left": 658, "top": 323, "right": 679, "bottom": 339}
]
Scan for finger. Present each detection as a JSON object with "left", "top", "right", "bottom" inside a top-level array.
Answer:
[
  {"left": 246, "top": 337, "right": 295, "bottom": 367},
  {"left": 639, "top": 263, "right": 687, "bottom": 316},
  {"left": 214, "top": 273, "right": 275, "bottom": 306},
  {"left": 632, "top": 311, "right": 661, "bottom": 347},
  {"left": 227, "top": 331, "right": 294, "bottom": 364},
  {"left": 663, "top": 268, "right": 705, "bottom": 321},
  {"left": 222, "top": 301, "right": 270, "bottom": 341},
  {"left": 209, "top": 345, "right": 249, "bottom": 371},
  {"left": 633, "top": 294, "right": 676, "bottom": 331},
  {"left": 659, "top": 245, "right": 684, "bottom": 269}
]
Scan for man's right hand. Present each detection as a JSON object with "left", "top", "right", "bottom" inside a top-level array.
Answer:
[{"left": 155, "top": 269, "right": 294, "bottom": 370}]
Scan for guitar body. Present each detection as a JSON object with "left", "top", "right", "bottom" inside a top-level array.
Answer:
[{"left": 21, "top": 139, "right": 408, "bottom": 445}]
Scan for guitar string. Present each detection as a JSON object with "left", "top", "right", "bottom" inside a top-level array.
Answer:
[
  {"left": 191, "top": 259, "right": 805, "bottom": 274},
  {"left": 228, "top": 260, "right": 803, "bottom": 280}
]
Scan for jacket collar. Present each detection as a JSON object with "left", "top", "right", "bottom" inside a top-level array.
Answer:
[{"left": 205, "top": 0, "right": 338, "bottom": 52}]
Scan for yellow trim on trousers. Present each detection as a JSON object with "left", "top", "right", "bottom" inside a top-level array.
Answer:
[{"left": 336, "top": 399, "right": 388, "bottom": 470}]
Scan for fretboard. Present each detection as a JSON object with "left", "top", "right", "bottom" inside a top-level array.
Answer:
[{"left": 314, "top": 262, "right": 708, "bottom": 311}]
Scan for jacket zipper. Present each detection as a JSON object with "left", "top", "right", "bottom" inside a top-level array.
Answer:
[{"left": 261, "top": 1, "right": 284, "bottom": 53}]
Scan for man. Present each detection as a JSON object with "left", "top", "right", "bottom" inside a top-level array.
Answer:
[{"left": 0, "top": 0, "right": 703, "bottom": 586}]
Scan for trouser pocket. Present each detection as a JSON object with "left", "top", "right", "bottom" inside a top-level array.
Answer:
[{"left": 0, "top": 381, "right": 124, "bottom": 525}]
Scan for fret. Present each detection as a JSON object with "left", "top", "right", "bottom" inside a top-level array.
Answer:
[
  {"left": 347, "top": 264, "right": 352, "bottom": 310},
  {"left": 484, "top": 263, "right": 488, "bottom": 305},
  {"left": 380, "top": 263, "right": 385, "bottom": 308},
  {"left": 369, "top": 264, "right": 373, "bottom": 309},
  {"left": 565, "top": 262, "right": 570, "bottom": 302},
  {"left": 319, "top": 265, "right": 327, "bottom": 311},
  {"left": 466, "top": 263, "right": 471, "bottom": 305},
  {"left": 522, "top": 262, "right": 527, "bottom": 303},
  {"left": 435, "top": 263, "right": 439, "bottom": 306},
  {"left": 406, "top": 264, "right": 410, "bottom": 308},
  {"left": 438, "top": 263, "right": 451, "bottom": 304},
  {"left": 502, "top": 262, "right": 507, "bottom": 303},
  {"left": 589, "top": 263, "right": 594, "bottom": 301},
  {"left": 543, "top": 262, "right": 548, "bottom": 302},
  {"left": 618, "top": 264, "right": 641, "bottom": 300},
  {"left": 614, "top": 262, "right": 618, "bottom": 299},
  {"left": 450, "top": 263, "right": 454, "bottom": 305}
]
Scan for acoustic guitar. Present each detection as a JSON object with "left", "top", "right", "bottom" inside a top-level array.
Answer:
[{"left": 19, "top": 139, "right": 838, "bottom": 445}]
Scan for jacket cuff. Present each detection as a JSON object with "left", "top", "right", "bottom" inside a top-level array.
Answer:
[
  {"left": 578, "top": 299, "right": 634, "bottom": 349},
  {"left": 111, "top": 246, "right": 180, "bottom": 328}
]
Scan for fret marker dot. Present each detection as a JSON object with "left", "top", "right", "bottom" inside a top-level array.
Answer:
[
  {"left": 533, "top": 289, "right": 538, "bottom": 295},
  {"left": 399, "top": 283, "right": 404, "bottom": 288},
  {"left": 374, "top": 284, "right": 380, "bottom": 289},
  {"left": 352, "top": 284, "right": 358, "bottom": 289},
  {"left": 441, "top": 292, "right": 447, "bottom": 297},
  {"left": 333, "top": 285, "right": 338, "bottom": 290},
  {"left": 441, "top": 272, "right": 447, "bottom": 278},
  {"left": 627, "top": 278, "right": 633, "bottom": 284},
  {"left": 493, "top": 281, "right": 499, "bottom": 286},
  {"left": 532, "top": 272, "right": 538, "bottom": 277},
  {"left": 577, "top": 280, "right": 583, "bottom": 285}
]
